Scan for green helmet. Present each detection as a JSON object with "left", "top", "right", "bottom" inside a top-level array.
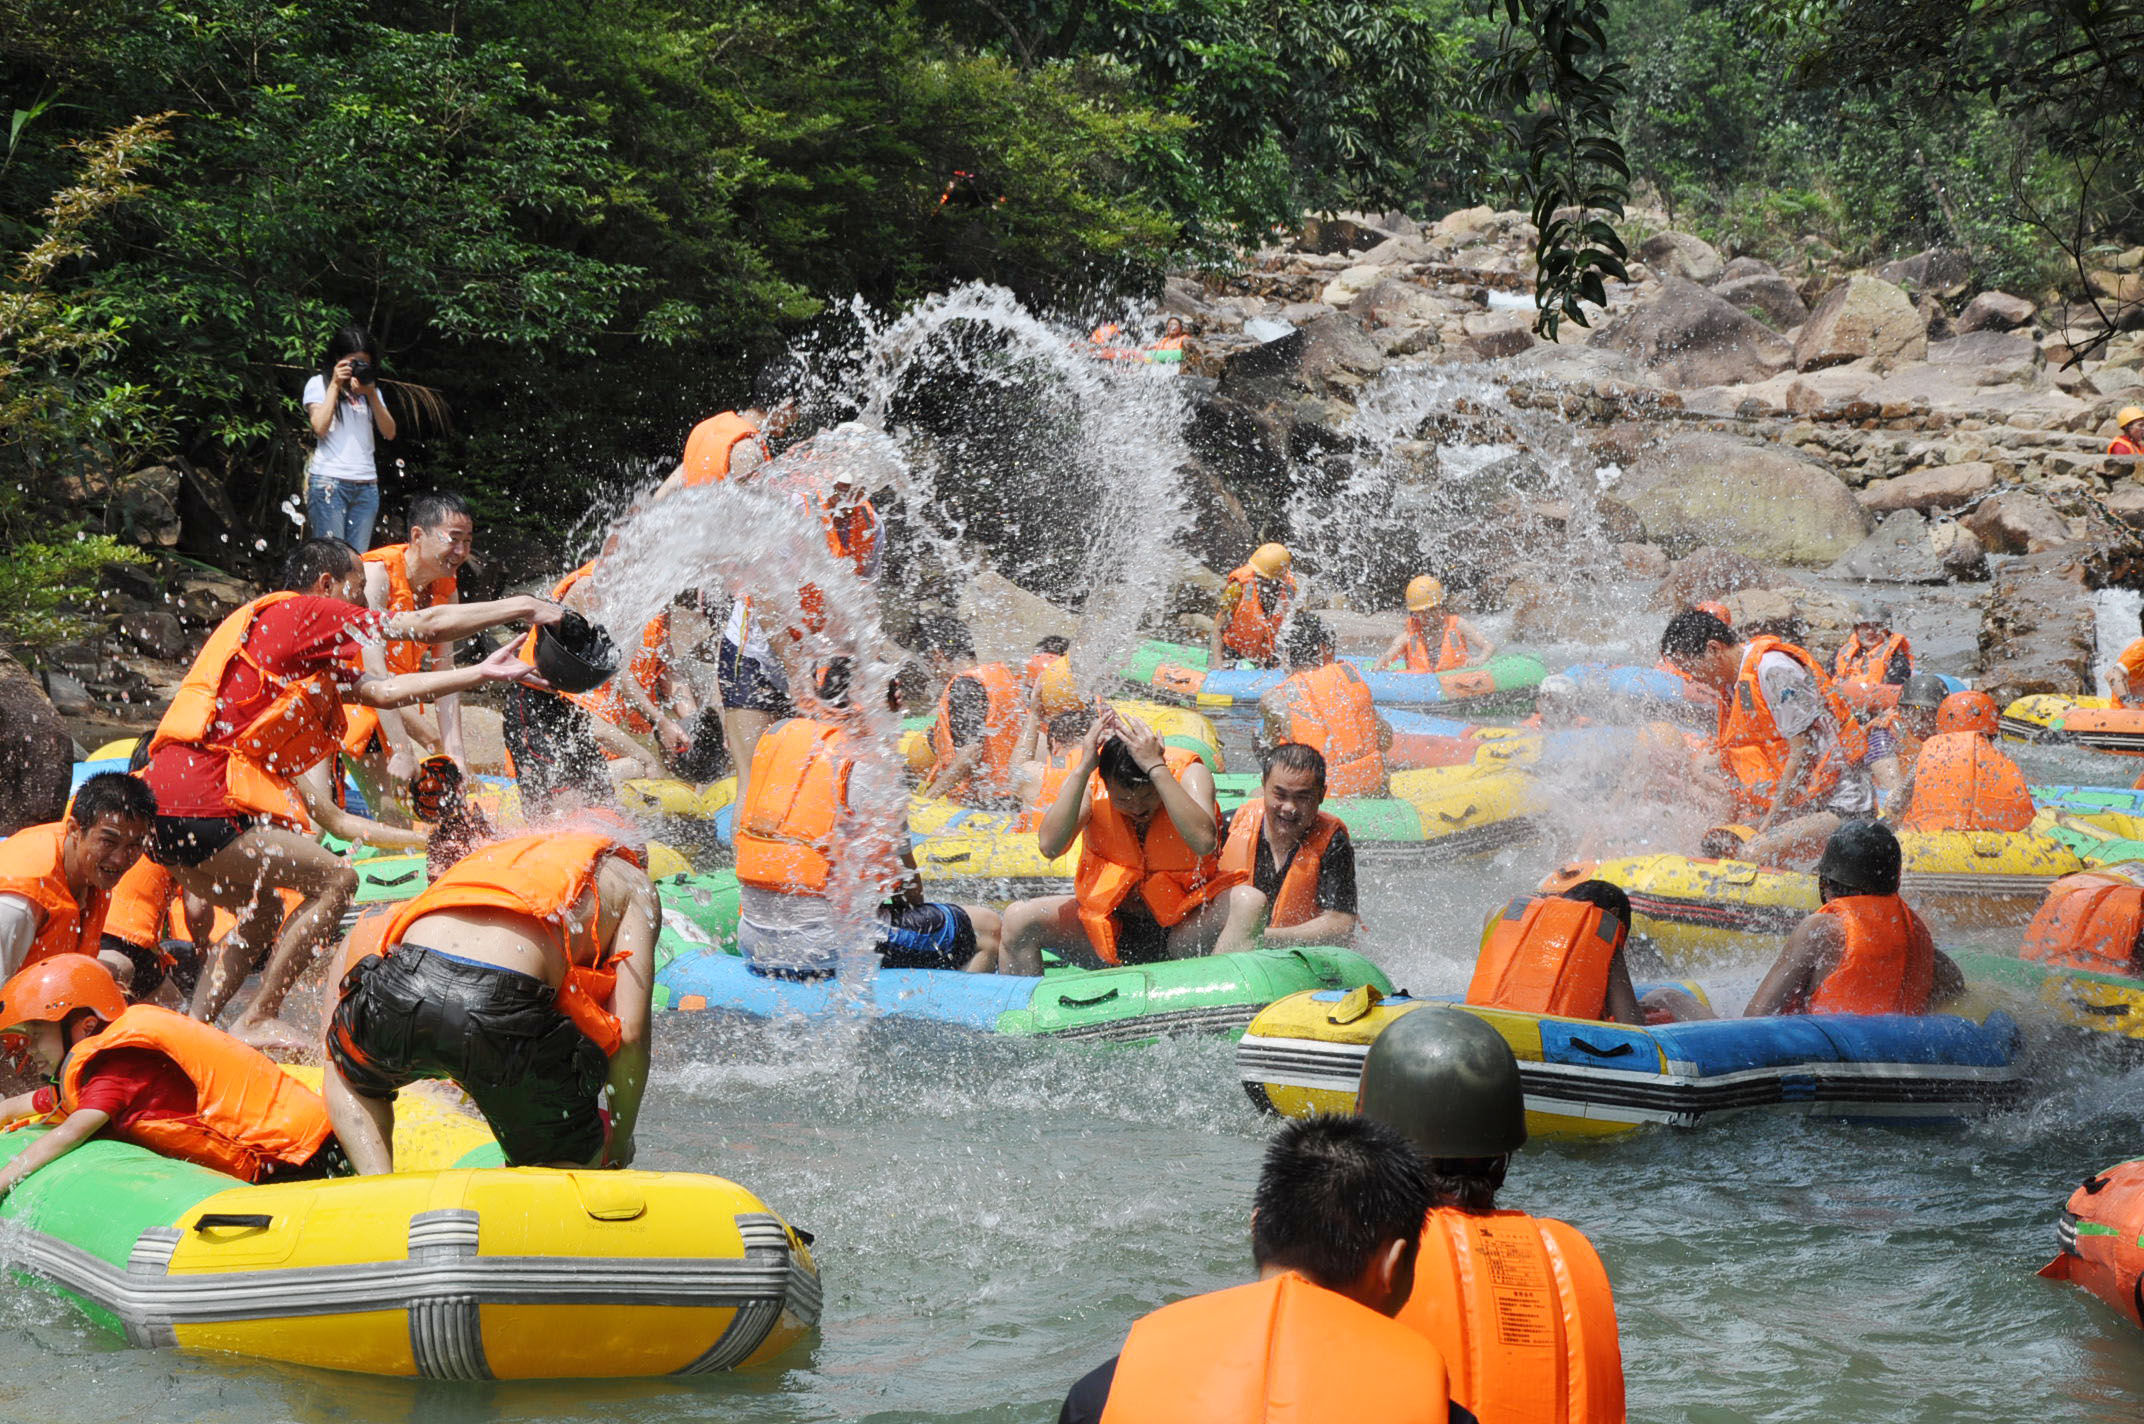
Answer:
[
  {"left": 1355, "top": 1007, "right": 1527, "bottom": 1157},
  {"left": 1897, "top": 673, "right": 1947, "bottom": 710},
  {"left": 1814, "top": 818, "right": 1902, "bottom": 896}
]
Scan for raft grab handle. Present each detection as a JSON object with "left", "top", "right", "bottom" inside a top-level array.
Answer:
[
  {"left": 193, "top": 1212, "right": 273, "bottom": 1232},
  {"left": 1056, "top": 986, "right": 1121, "bottom": 1008},
  {"left": 1568, "top": 1037, "right": 1635, "bottom": 1059}
]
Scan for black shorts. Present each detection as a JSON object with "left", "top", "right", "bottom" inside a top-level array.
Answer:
[
  {"left": 255, "top": 1136, "right": 354, "bottom": 1184},
  {"left": 717, "top": 638, "right": 793, "bottom": 716},
  {"left": 501, "top": 684, "right": 609, "bottom": 810},
  {"left": 147, "top": 815, "right": 248, "bottom": 869},
  {"left": 1110, "top": 896, "right": 1172, "bottom": 966},
  {"left": 326, "top": 946, "right": 609, "bottom": 1167},
  {"left": 876, "top": 902, "right": 978, "bottom": 970},
  {"left": 100, "top": 934, "right": 204, "bottom": 1000}
]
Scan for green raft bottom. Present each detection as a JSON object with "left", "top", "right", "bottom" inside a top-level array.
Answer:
[
  {"left": 1956, "top": 950, "right": 2141, "bottom": 998},
  {"left": 992, "top": 947, "right": 1391, "bottom": 1039},
  {"left": 1119, "top": 638, "right": 1208, "bottom": 687}
]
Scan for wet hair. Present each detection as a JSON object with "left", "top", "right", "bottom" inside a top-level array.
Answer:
[
  {"left": 1261, "top": 741, "right": 1328, "bottom": 795},
  {"left": 813, "top": 657, "right": 898, "bottom": 713},
  {"left": 1047, "top": 706, "right": 1096, "bottom": 748},
  {"left": 71, "top": 771, "right": 155, "bottom": 827},
  {"left": 320, "top": 324, "right": 379, "bottom": 383},
  {"left": 1034, "top": 635, "right": 1071, "bottom": 656},
  {"left": 1097, "top": 735, "right": 1154, "bottom": 789},
  {"left": 1251, "top": 1115, "right": 1431, "bottom": 1288},
  {"left": 1660, "top": 609, "right": 1735, "bottom": 661},
  {"left": 408, "top": 491, "right": 470, "bottom": 532},
  {"left": 913, "top": 613, "right": 975, "bottom": 663},
  {"left": 280, "top": 537, "right": 360, "bottom": 591},
  {"left": 1422, "top": 1155, "right": 1508, "bottom": 1213},
  {"left": 1558, "top": 878, "right": 1631, "bottom": 933},
  {"left": 1283, "top": 614, "right": 1331, "bottom": 670}
]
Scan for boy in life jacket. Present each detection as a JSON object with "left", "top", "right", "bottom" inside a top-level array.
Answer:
[
  {"left": 2103, "top": 605, "right": 2144, "bottom": 708},
  {"left": 140, "top": 537, "right": 563, "bottom": 1052},
  {"left": 1658, "top": 608, "right": 1875, "bottom": 870},
  {"left": 1375, "top": 576, "right": 1494, "bottom": 673},
  {"left": 996, "top": 708, "right": 1260, "bottom": 975},
  {"left": 1865, "top": 672, "right": 1947, "bottom": 798},
  {"left": 323, "top": 828, "right": 659, "bottom": 1172},
  {"left": 1057, "top": 1113, "right": 1470, "bottom": 1424},
  {"left": 1208, "top": 542, "right": 1297, "bottom": 671},
  {"left": 916, "top": 614, "right": 1026, "bottom": 808},
  {"left": 0, "top": 954, "right": 345, "bottom": 1200},
  {"left": 0, "top": 773, "right": 154, "bottom": 984},
  {"left": 1357, "top": 1008, "right": 1624, "bottom": 1424},
  {"left": 1258, "top": 616, "right": 1393, "bottom": 798},
  {"left": 1218, "top": 743, "right": 1360, "bottom": 947},
  {"left": 1888, "top": 691, "right": 2034, "bottom": 834},
  {"left": 1465, "top": 880, "right": 1644, "bottom": 1026},
  {"left": 1743, "top": 820, "right": 1962, "bottom": 1017},
  {"left": 1832, "top": 603, "right": 1913, "bottom": 690}
]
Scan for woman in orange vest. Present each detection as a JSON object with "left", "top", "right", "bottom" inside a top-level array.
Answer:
[
  {"left": 0, "top": 954, "right": 343, "bottom": 1198},
  {"left": 1465, "top": 880, "right": 1644, "bottom": 1025},
  {"left": 1209, "top": 543, "right": 1297, "bottom": 670},
  {"left": 1259, "top": 616, "right": 1391, "bottom": 797},
  {"left": 2109, "top": 405, "right": 2144, "bottom": 457},
  {"left": 1866, "top": 672, "right": 1946, "bottom": 798},
  {"left": 1057, "top": 1114, "right": 1461, "bottom": 1424},
  {"left": 996, "top": 709, "right": 1259, "bottom": 975},
  {"left": 1218, "top": 743, "right": 1360, "bottom": 947},
  {"left": 1890, "top": 692, "right": 2034, "bottom": 833},
  {"left": 0, "top": 774, "right": 155, "bottom": 984},
  {"left": 1375, "top": 576, "right": 1495, "bottom": 673},
  {"left": 323, "top": 830, "right": 658, "bottom": 1173},
  {"left": 2021, "top": 867, "right": 2144, "bottom": 977},
  {"left": 1356, "top": 1008, "right": 1625, "bottom": 1424},
  {"left": 1745, "top": 821, "right": 1962, "bottom": 1016}
]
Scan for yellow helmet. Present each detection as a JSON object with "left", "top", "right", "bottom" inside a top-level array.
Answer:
[
  {"left": 2119, "top": 406, "right": 2144, "bottom": 429},
  {"left": 1033, "top": 657, "right": 1080, "bottom": 714},
  {"left": 1405, "top": 575, "right": 1445, "bottom": 612},
  {"left": 1248, "top": 543, "right": 1292, "bottom": 578}
]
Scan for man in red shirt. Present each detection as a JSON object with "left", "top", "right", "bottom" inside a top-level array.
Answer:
[{"left": 141, "top": 538, "right": 563, "bottom": 1052}]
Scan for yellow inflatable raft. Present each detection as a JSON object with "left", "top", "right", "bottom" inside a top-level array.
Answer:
[{"left": 2001, "top": 694, "right": 2144, "bottom": 754}]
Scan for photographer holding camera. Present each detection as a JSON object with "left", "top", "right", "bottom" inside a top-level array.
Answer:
[{"left": 304, "top": 324, "right": 398, "bottom": 548}]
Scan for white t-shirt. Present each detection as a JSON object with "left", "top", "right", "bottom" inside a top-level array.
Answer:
[
  {"left": 1749, "top": 650, "right": 1875, "bottom": 815},
  {"left": 0, "top": 893, "right": 41, "bottom": 980},
  {"left": 303, "top": 373, "right": 379, "bottom": 482}
]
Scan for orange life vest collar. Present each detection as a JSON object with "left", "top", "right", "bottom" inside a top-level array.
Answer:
[
  {"left": 1464, "top": 895, "right": 1623, "bottom": 1020},
  {"left": 1074, "top": 748, "right": 1240, "bottom": 964},
  {"left": 1271, "top": 662, "right": 1385, "bottom": 797},
  {"left": 1404, "top": 612, "right": 1468, "bottom": 674},
  {"left": 0, "top": 823, "right": 105, "bottom": 967},
  {"left": 1218, "top": 800, "right": 1341, "bottom": 929},
  {"left": 679, "top": 411, "right": 764, "bottom": 488},
  {"left": 1807, "top": 894, "right": 1935, "bottom": 1015},
  {"left": 1221, "top": 565, "right": 1295, "bottom": 661},
  {"left": 361, "top": 543, "right": 457, "bottom": 678}
]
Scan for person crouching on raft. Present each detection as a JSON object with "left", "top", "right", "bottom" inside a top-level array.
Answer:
[
  {"left": 1056, "top": 1114, "right": 1471, "bottom": 1424},
  {"left": 1375, "top": 576, "right": 1493, "bottom": 673},
  {"left": 1658, "top": 608, "right": 1876, "bottom": 869},
  {"left": 324, "top": 828, "right": 657, "bottom": 1172},
  {"left": 1218, "top": 743, "right": 1360, "bottom": 948},
  {"left": 1357, "top": 1008, "right": 1625, "bottom": 1424},
  {"left": 997, "top": 708, "right": 1260, "bottom": 975},
  {"left": 1259, "top": 615, "right": 1392, "bottom": 798},
  {"left": 1209, "top": 542, "right": 1296, "bottom": 672},
  {"left": 0, "top": 954, "right": 345, "bottom": 1198},
  {"left": 1464, "top": 880, "right": 1645, "bottom": 1026}
]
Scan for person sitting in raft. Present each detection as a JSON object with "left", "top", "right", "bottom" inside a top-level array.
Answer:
[
  {"left": 1144, "top": 316, "right": 1188, "bottom": 362},
  {"left": 2020, "top": 865, "right": 2144, "bottom": 978},
  {"left": 1209, "top": 542, "right": 1297, "bottom": 671},
  {"left": 2108, "top": 405, "right": 2144, "bottom": 457},
  {"left": 1375, "top": 576, "right": 1494, "bottom": 673},
  {"left": 0, "top": 954, "right": 346, "bottom": 1199},
  {"left": 734, "top": 661, "right": 1003, "bottom": 978},
  {"left": 1833, "top": 602, "right": 1913, "bottom": 690},
  {"left": 1218, "top": 743, "right": 1360, "bottom": 948},
  {"left": 1357, "top": 1008, "right": 1625, "bottom": 1424},
  {"left": 0, "top": 773, "right": 155, "bottom": 984},
  {"left": 1464, "top": 880, "right": 1644, "bottom": 1026},
  {"left": 1659, "top": 608, "right": 1876, "bottom": 869},
  {"left": 1258, "top": 616, "right": 1392, "bottom": 798},
  {"left": 1057, "top": 1113, "right": 1471, "bottom": 1424},
  {"left": 916, "top": 615, "right": 1026, "bottom": 808},
  {"left": 324, "top": 827, "right": 658, "bottom": 1172},
  {"left": 1887, "top": 691, "right": 2034, "bottom": 834},
  {"left": 1865, "top": 672, "right": 1948, "bottom": 798},
  {"left": 1523, "top": 673, "right": 1592, "bottom": 730},
  {"left": 997, "top": 708, "right": 1260, "bottom": 975}
]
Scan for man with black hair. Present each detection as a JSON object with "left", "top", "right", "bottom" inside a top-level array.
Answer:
[
  {"left": 916, "top": 614, "right": 1025, "bottom": 806},
  {"left": 1058, "top": 1114, "right": 1469, "bottom": 1424},
  {"left": 0, "top": 773, "right": 155, "bottom": 981},
  {"left": 140, "top": 537, "right": 561, "bottom": 1050},
  {"left": 1218, "top": 742, "right": 1359, "bottom": 947},
  {"left": 1464, "top": 878, "right": 1644, "bottom": 1025},
  {"left": 342, "top": 490, "right": 476, "bottom": 796}
]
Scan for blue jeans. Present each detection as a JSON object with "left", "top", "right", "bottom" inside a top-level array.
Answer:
[{"left": 309, "top": 476, "right": 380, "bottom": 549}]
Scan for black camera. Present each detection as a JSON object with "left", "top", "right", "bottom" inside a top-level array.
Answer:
[{"left": 348, "top": 357, "right": 374, "bottom": 384}]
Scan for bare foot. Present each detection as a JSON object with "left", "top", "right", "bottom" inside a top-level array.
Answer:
[{"left": 231, "top": 1016, "right": 314, "bottom": 1059}]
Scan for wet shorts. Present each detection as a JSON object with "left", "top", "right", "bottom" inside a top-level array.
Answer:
[
  {"left": 501, "top": 683, "right": 610, "bottom": 812},
  {"left": 100, "top": 934, "right": 203, "bottom": 1000},
  {"left": 877, "top": 902, "right": 978, "bottom": 971},
  {"left": 147, "top": 815, "right": 248, "bottom": 869},
  {"left": 1108, "top": 896, "right": 1172, "bottom": 967},
  {"left": 718, "top": 637, "right": 793, "bottom": 717},
  {"left": 326, "top": 945, "right": 609, "bottom": 1167}
]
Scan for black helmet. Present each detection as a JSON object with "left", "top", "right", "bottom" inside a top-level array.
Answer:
[
  {"left": 1897, "top": 673, "right": 1947, "bottom": 711},
  {"left": 1355, "top": 1007, "right": 1527, "bottom": 1157},
  {"left": 531, "top": 610, "right": 619, "bottom": 694},
  {"left": 1814, "top": 819, "right": 1902, "bottom": 896}
]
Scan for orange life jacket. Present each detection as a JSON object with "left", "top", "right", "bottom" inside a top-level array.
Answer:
[
  {"left": 1016, "top": 752, "right": 1080, "bottom": 832},
  {"left": 1404, "top": 612, "right": 1470, "bottom": 674},
  {"left": 149, "top": 591, "right": 350, "bottom": 827},
  {"left": 102, "top": 856, "right": 179, "bottom": 952},
  {"left": 58, "top": 1004, "right": 332, "bottom": 1180},
  {"left": 929, "top": 663, "right": 1023, "bottom": 800},
  {"left": 0, "top": 823, "right": 106, "bottom": 967},
  {"left": 1832, "top": 631, "right": 1910, "bottom": 687},
  {"left": 734, "top": 718, "right": 854, "bottom": 897},
  {"left": 2111, "top": 437, "right": 2144, "bottom": 457},
  {"left": 378, "top": 832, "right": 644, "bottom": 1055},
  {"left": 2021, "top": 870, "right": 2144, "bottom": 976},
  {"left": 1399, "top": 1208, "right": 1625, "bottom": 1424},
  {"left": 678, "top": 411, "right": 763, "bottom": 487},
  {"left": 361, "top": 543, "right": 457, "bottom": 677},
  {"left": 1717, "top": 636, "right": 1868, "bottom": 819},
  {"left": 576, "top": 613, "right": 672, "bottom": 736},
  {"left": 1897, "top": 732, "right": 2034, "bottom": 832},
  {"left": 1221, "top": 565, "right": 1296, "bottom": 662},
  {"left": 1100, "top": 1272, "right": 1454, "bottom": 1424},
  {"left": 1074, "top": 748, "right": 1241, "bottom": 965},
  {"left": 1218, "top": 800, "right": 1342, "bottom": 929},
  {"left": 1465, "top": 896, "right": 1624, "bottom": 1021},
  {"left": 1270, "top": 663, "right": 1385, "bottom": 797},
  {"left": 1805, "top": 894, "right": 1935, "bottom": 1015},
  {"left": 795, "top": 498, "right": 882, "bottom": 638}
]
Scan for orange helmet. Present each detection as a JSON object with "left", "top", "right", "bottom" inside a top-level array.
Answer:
[
  {"left": 0, "top": 954, "right": 125, "bottom": 1041},
  {"left": 1935, "top": 690, "right": 1999, "bottom": 736},
  {"left": 1694, "top": 601, "right": 1732, "bottom": 626}
]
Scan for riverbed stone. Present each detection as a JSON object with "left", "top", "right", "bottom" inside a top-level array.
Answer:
[
  {"left": 1795, "top": 275, "right": 1928, "bottom": 370},
  {"left": 1956, "top": 290, "right": 2035, "bottom": 334},
  {"left": 1962, "top": 490, "right": 2073, "bottom": 553},
  {"left": 1635, "top": 231, "right": 1725, "bottom": 285},
  {"left": 1714, "top": 273, "right": 1809, "bottom": 331},
  {"left": 0, "top": 653, "right": 73, "bottom": 836},
  {"left": 1978, "top": 550, "right": 2097, "bottom": 702},
  {"left": 1829, "top": 508, "right": 1949, "bottom": 583},
  {"left": 1589, "top": 277, "right": 1793, "bottom": 389},
  {"left": 1856, "top": 461, "right": 1998, "bottom": 512},
  {"left": 1620, "top": 432, "right": 1869, "bottom": 565}
]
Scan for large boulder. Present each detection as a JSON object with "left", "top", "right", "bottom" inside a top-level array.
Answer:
[
  {"left": 1720, "top": 256, "right": 1780, "bottom": 281},
  {"left": 1877, "top": 248, "right": 1971, "bottom": 297},
  {"left": 1589, "top": 277, "right": 1793, "bottom": 389},
  {"left": 1829, "top": 509, "right": 1949, "bottom": 583},
  {"left": 1652, "top": 547, "right": 1778, "bottom": 610},
  {"left": 0, "top": 653, "right": 73, "bottom": 836},
  {"left": 1635, "top": 231, "right": 1725, "bottom": 285},
  {"left": 1926, "top": 330, "right": 2040, "bottom": 386},
  {"left": 1617, "top": 432, "right": 1870, "bottom": 565},
  {"left": 1794, "top": 276, "right": 1928, "bottom": 371},
  {"left": 1962, "top": 491, "right": 2074, "bottom": 554},
  {"left": 1713, "top": 273, "right": 1809, "bottom": 331},
  {"left": 958, "top": 569, "right": 1077, "bottom": 666},
  {"left": 1956, "top": 290, "right": 2035, "bottom": 334},
  {"left": 1856, "top": 461, "right": 1998, "bottom": 513},
  {"left": 1978, "top": 552, "right": 2096, "bottom": 702}
]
